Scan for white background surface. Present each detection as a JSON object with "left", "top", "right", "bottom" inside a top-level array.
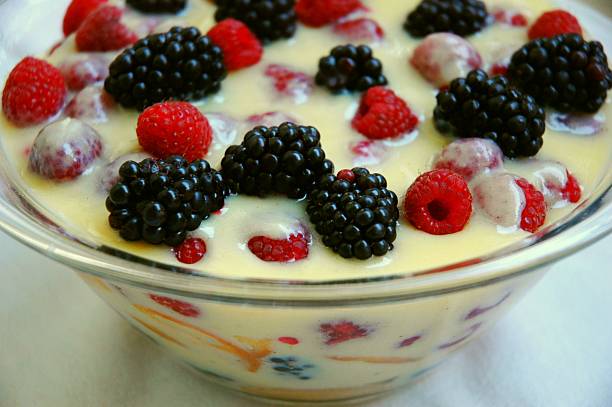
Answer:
[
  {"left": 1, "top": 0, "right": 612, "bottom": 405},
  {"left": 1, "top": 233, "right": 611, "bottom": 407}
]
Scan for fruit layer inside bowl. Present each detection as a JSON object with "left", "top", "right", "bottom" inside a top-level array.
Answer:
[{"left": 0, "top": 0, "right": 610, "bottom": 281}]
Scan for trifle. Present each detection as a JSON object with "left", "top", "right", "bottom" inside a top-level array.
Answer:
[{"left": 0, "top": 0, "right": 610, "bottom": 402}]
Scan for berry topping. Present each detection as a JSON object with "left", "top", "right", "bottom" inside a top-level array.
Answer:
[
  {"left": 410, "top": 33, "right": 482, "bottom": 87},
  {"left": 104, "top": 26, "right": 227, "bottom": 110},
  {"left": 214, "top": 0, "right": 297, "bottom": 43},
  {"left": 75, "top": 5, "right": 138, "bottom": 52},
  {"left": 264, "top": 64, "right": 314, "bottom": 103},
  {"left": 29, "top": 118, "right": 103, "bottom": 181},
  {"left": 316, "top": 44, "right": 387, "bottom": 93},
  {"left": 295, "top": 0, "right": 363, "bottom": 28},
  {"left": 2, "top": 57, "right": 66, "bottom": 127},
  {"left": 66, "top": 84, "right": 114, "bottom": 123},
  {"left": 137, "top": 101, "right": 213, "bottom": 161},
  {"left": 507, "top": 33, "right": 612, "bottom": 113},
  {"left": 247, "top": 233, "right": 309, "bottom": 262},
  {"left": 522, "top": 159, "right": 581, "bottom": 207},
  {"left": 350, "top": 139, "right": 388, "bottom": 166},
  {"left": 404, "top": 0, "right": 488, "bottom": 38},
  {"left": 473, "top": 172, "right": 546, "bottom": 232},
  {"left": 149, "top": 294, "right": 200, "bottom": 317},
  {"left": 434, "top": 69, "right": 545, "bottom": 158},
  {"left": 352, "top": 86, "right": 419, "bottom": 140},
  {"left": 63, "top": 0, "right": 108, "bottom": 36},
  {"left": 332, "top": 18, "right": 385, "bottom": 42},
  {"left": 106, "top": 156, "right": 226, "bottom": 245},
  {"left": 100, "top": 152, "right": 151, "bottom": 192},
  {"left": 59, "top": 54, "right": 111, "bottom": 91},
  {"left": 221, "top": 122, "right": 334, "bottom": 199},
  {"left": 306, "top": 168, "right": 399, "bottom": 260},
  {"left": 174, "top": 237, "right": 207, "bottom": 264},
  {"left": 127, "top": 0, "right": 187, "bottom": 14},
  {"left": 515, "top": 177, "right": 546, "bottom": 233},
  {"left": 432, "top": 138, "right": 503, "bottom": 181},
  {"left": 403, "top": 169, "right": 472, "bottom": 235},
  {"left": 528, "top": 9, "right": 582, "bottom": 40},
  {"left": 207, "top": 19, "right": 263, "bottom": 71}
]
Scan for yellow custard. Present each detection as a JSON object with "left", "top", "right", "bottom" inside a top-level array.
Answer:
[{"left": 0, "top": 0, "right": 610, "bottom": 282}]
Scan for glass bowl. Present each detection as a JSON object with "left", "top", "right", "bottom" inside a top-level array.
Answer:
[{"left": 0, "top": 0, "right": 611, "bottom": 404}]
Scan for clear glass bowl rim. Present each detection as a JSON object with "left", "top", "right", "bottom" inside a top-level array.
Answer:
[{"left": 0, "top": 0, "right": 610, "bottom": 304}]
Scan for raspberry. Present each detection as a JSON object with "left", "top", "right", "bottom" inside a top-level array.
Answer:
[
  {"left": 2, "top": 57, "right": 67, "bottom": 127},
  {"left": 319, "top": 321, "right": 370, "bottom": 345},
  {"left": 350, "top": 139, "right": 388, "bottom": 166},
  {"left": 352, "top": 86, "right": 419, "bottom": 140},
  {"left": 207, "top": 19, "right": 263, "bottom": 71},
  {"left": 561, "top": 171, "right": 581, "bottom": 203},
  {"left": 29, "top": 118, "right": 103, "bottom": 181},
  {"left": 174, "top": 237, "right": 207, "bottom": 264},
  {"left": 246, "top": 111, "right": 299, "bottom": 128},
  {"left": 515, "top": 178, "right": 546, "bottom": 233},
  {"left": 149, "top": 294, "right": 200, "bottom": 317},
  {"left": 410, "top": 33, "right": 482, "bottom": 87},
  {"left": 75, "top": 5, "right": 138, "bottom": 52},
  {"left": 432, "top": 138, "right": 503, "bottom": 181},
  {"left": 66, "top": 84, "right": 113, "bottom": 123},
  {"left": 332, "top": 18, "right": 385, "bottom": 42},
  {"left": 404, "top": 169, "right": 473, "bottom": 235},
  {"left": 247, "top": 233, "right": 309, "bottom": 262},
  {"left": 264, "top": 64, "right": 314, "bottom": 103},
  {"left": 493, "top": 9, "right": 528, "bottom": 27},
  {"left": 136, "top": 101, "right": 212, "bottom": 161},
  {"left": 528, "top": 9, "right": 582, "bottom": 40},
  {"left": 59, "top": 54, "right": 110, "bottom": 91},
  {"left": 63, "top": 0, "right": 108, "bottom": 36},
  {"left": 295, "top": 0, "right": 363, "bottom": 27},
  {"left": 489, "top": 63, "right": 508, "bottom": 76}
]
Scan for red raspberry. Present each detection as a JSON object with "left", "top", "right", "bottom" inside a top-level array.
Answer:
[
  {"left": 247, "top": 233, "right": 309, "bottom": 262},
  {"left": 264, "top": 64, "right": 314, "bottom": 102},
  {"left": 63, "top": 0, "right": 108, "bottom": 36},
  {"left": 136, "top": 101, "right": 212, "bottom": 161},
  {"left": 295, "top": 0, "right": 363, "bottom": 27},
  {"left": 352, "top": 86, "right": 419, "bottom": 140},
  {"left": 493, "top": 10, "right": 528, "bottom": 27},
  {"left": 66, "top": 85, "right": 114, "bottom": 123},
  {"left": 149, "top": 294, "right": 200, "bottom": 317},
  {"left": 515, "top": 178, "right": 546, "bottom": 233},
  {"left": 332, "top": 18, "right": 384, "bottom": 42},
  {"left": 2, "top": 57, "right": 67, "bottom": 127},
  {"left": 404, "top": 169, "right": 473, "bottom": 235},
  {"left": 207, "top": 19, "right": 263, "bottom": 71},
  {"left": 319, "top": 321, "right": 370, "bottom": 345},
  {"left": 60, "top": 55, "right": 110, "bottom": 91},
  {"left": 528, "top": 9, "right": 582, "bottom": 40},
  {"left": 489, "top": 63, "right": 508, "bottom": 76},
  {"left": 560, "top": 171, "right": 581, "bottom": 203},
  {"left": 75, "top": 5, "right": 138, "bottom": 52},
  {"left": 174, "top": 237, "right": 207, "bottom": 264}
]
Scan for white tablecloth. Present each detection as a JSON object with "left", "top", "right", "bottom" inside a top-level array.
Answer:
[{"left": 1, "top": 231, "right": 611, "bottom": 407}]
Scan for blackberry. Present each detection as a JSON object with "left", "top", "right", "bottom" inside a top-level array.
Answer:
[
  {"left": 105, "top": 156, "right": 226, "bottom": 246},
  {"left": 214, "top": 0, "right": 297, "bottom": 44},
  {"left": 403, "top": 0, "right": 488, "bottom": 38},
  {"left": 126, "top": 0, "right": 186, "bottom": 13},
  {"left": 315, "top": 44, "right": 387, "bottom": 93},
  {"left": 104, "top": 27, "right": 226, "bottom": 110},
  {"left": 306, "top": 168, "right": 399, "bottom": 260},
  {"left": 221, "top": 122, "right": 334, "bottom": 199},
  {"left": 434, "top": 69, "right": 545, "bottom": 158},
  {"left": 507, "top": 33, "right": 612, "bottom": 113}
]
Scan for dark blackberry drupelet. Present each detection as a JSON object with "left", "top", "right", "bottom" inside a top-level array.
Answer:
[
  {"left": 104, "top": 26, "right": 227, "bottom": 110},
  {"left": 434, "top": 69, "right": 546, "bottom": 158},
  {"left": 126, "top": 0, "right": 187, "bottom": 13},
  {"left": 315, "top": 44, "right": 387, "bottom": 93},
  {"left": 507, "top": 33, "right": 612, "bottom": 113},
  {"left": 105, "top": 156, "right": 227, "bottom": 246},
  {"left": 221, "top": 122, "right": 334, "bottom": 199},
  {"left": 403, "top": 0, "right": 488, "bottom": 38},
  {"left": 213, "top": 0, "right": 297, "bottom": 44},
  {"left": 306, "top": 168, "right": 399, "bottom": 260}
]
